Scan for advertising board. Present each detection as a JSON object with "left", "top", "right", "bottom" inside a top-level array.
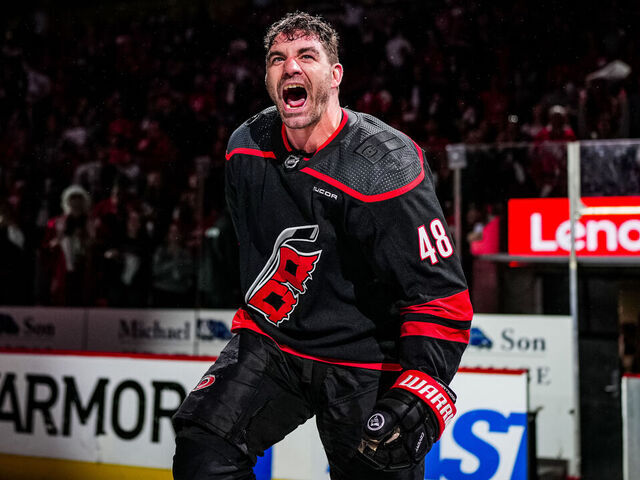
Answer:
[
  {"left": 0, "top": 351, "right": 528, "bottom": 480},
  {"left": 508, "top": 196, "right": 640, "bottom": 256},
  {"left": 461, "top": 314, "right": 577, "bottom": 475},
  {"left": 0, "top": 350, "right": 207, "bottom": 470},
  {"left": 85, "top": 308, "right": 195, "bottom": 355},
  {"left": 426, "top": 368, "right": 529, "bottom": 480},
  {"left": 0, "top": 307, "right": 85, "bottom": 350},
  {"left": 622, "top": 374, "right": 640, "bottom": 480},
  {"left": 193, "top": 309, "right": 235, "bottom": 356},
  {"left": 273, "top": 369, "right": 530, "bottom": 480}
]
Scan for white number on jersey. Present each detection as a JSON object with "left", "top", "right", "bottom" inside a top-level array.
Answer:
[{"left": 418, "top": 219, "right": 454, "bottom": 264}]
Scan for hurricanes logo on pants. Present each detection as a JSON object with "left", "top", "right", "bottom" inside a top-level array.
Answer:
[{"left": 246, "top": 225, "right": 322, "bottom": 325}]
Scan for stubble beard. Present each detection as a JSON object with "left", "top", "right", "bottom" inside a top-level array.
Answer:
[{"left": 268, "top": 74, "right": 332, "bottom": 130}]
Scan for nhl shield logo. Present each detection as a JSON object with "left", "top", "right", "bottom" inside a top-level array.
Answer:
[
  {"left": 284, "top": 154, "right": 301, "bottom": 170},
  {"left": 367, "top": 413, "right": 385, "bottom": 431}
]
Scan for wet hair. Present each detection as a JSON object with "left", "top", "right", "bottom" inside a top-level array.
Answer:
[{"left": 264, "top": 11, "right": 340, "bottom": 64}]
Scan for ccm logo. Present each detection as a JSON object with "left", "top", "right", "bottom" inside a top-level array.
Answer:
[{"left": 313, "top": 186, "right": 338, "bottom": 200}]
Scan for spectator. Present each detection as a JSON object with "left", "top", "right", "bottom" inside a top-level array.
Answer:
[
  {"left": 93, "top": 179, "right": 129, "bottom": 247},
  {"left": 521, "top": 103, "right": 546, "bottom": 140},
  {"left": 356, "top": 75, "right": 394, "bottom": 118},
  {"left": 535, "top": 105, "right": 576, "bottom": 142},
  {"left": 467, "top": 204, "right": 501, "bottom": 256},
  {"left": 151, "top": 222, "right": 195, "bottom": 308},
  {"left": 0, "top": 202, "right": 29, "bottom": 305},
  {"left": 480, "top": 75, "right": 509, "bottom": 133},
  {"left": 73, "top": 146, "right": 111, "bottom": 201},
  {"left": 578, "top": 79, "right": 630, "bottom": 139},
  {"left": 198, "top": 210, "right": 240, "bottom": 308},
  {"left": 140, "top": 170, "right": 175, "bottom": 243},
  {"left": 497, "top": 114, "right": 537, "bottom": 198},
  {"left": 102, "top": 208, "right": 151, "bottom": 307},
  {"left": 2, "top": 1, "right": 640, "bottom": 309},
  {"left": 530, "top": 105, "right": 576, "bottom": 197},
  {"left": 39, "top": 185, "right": 94, "bottom": 305},
  {"left": 137, "top": 117, "right": 178, "bottom": 172}
]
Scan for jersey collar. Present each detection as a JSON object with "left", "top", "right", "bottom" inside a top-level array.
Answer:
[{"left": 281, "top": 108, "right": 349, "bottom": 161}]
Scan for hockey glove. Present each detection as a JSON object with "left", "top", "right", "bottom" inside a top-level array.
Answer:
[{"left": 358, "top": 370, "right": 457, "bottom": 471}]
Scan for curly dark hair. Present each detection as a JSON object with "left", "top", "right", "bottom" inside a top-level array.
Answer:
[{"left": 264, "top": 11, "right": 340, "bottom": 64}]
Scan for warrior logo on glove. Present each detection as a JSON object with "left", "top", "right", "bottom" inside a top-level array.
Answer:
[{"left": 358, "top": 370, "right": 457, "bottom": 471}]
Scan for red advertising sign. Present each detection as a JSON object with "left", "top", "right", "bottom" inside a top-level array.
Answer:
[{"left": 508, "top": 197, "right": 640, "bottom": 256}]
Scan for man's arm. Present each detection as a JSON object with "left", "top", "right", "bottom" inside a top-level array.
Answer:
[{"left": 351, "top": 147, "right": 471, "bottom": 470}]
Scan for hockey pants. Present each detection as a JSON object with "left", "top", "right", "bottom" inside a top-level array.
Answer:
[{"left": 172, "top": 330, "right": 425, "bottom": 479}]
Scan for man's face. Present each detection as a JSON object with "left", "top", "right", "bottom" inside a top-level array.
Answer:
[{"left": 265, "top": 31, "right": 341, "bottom": 130}]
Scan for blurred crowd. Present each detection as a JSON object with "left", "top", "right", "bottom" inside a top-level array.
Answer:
[{"left": 1, "top": 0, "right": 640, "bottom": 307}]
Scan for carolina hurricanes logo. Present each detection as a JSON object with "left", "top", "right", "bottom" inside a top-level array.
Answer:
[
  {"left": 246, "top": 225, "right": 322, "bottom": 325},
  {"left": 193, "top": 374, "right": 216, "bottom": 391}
]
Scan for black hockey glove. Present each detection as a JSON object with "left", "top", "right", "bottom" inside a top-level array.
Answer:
[{"left": 358, "top": 370, "right": 457, "bottom": 471}]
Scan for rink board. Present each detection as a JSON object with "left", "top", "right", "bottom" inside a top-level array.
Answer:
[
  {"left": 0, "top": 350, "right": 528, "bottom": 480},
  {"left": 623, "top": 374, "right": 640, "bottom": 480},
  {"left": 0, "top": 306, "right": 237, "bottom": 356},
  {"left": 461, "top": 314, "right": 577, "bottom": 474}
]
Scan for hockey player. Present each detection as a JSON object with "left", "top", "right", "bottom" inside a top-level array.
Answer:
[{"left": 173, "top": 12, "right": 472, "bottom": 480}]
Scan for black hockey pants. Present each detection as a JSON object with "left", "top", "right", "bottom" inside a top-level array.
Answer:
[{"left": 172, "top": 330, "right": 425, "bottom": 480}]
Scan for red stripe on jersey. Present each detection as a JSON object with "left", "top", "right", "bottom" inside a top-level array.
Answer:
[
  {"left": 226, "top": 148, "right": 276, "bottom": 161},
  {"left": 301, "top": 140, "right": 425, "bottom": 202},
  {"left": 400, "top": 290, "right": 472, "bottom": 321},
  {"left": 315, "top": 109, "right": 348, "bottom": 153},
  {"left": 281, "top": 109, "right": 348, "bottom": 160},
  {"left": 232, "top": 309, "right": 403, "bottom": 371},
  {"left": 281, "top": 124, "right": 293, "bottom": 151},
  {"left": 401, "top": 321, "right": 470, "bottom": 344}
]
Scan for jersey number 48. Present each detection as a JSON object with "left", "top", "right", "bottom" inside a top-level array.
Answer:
[{"left": 418, "top": 219, "right": 454, "bottom": 264}]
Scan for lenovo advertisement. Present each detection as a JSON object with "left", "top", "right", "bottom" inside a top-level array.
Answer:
[{"left": 509, "top": 196, "right": 640, "bottom": 256}]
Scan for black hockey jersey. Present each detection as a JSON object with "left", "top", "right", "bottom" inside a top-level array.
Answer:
[{"left": 225, "top": 107, "right": 472, "bottom": 384}]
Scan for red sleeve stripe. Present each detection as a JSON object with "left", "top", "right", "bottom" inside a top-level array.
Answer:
[
  {"left": 225, "top": 148, "right": 276, "bottom": 161},
  {"left": 400, "top": 289, "right": 472, "bottom": 321},
  {"left": 401, "top": 321, "right": 470, "bottom": 344}
]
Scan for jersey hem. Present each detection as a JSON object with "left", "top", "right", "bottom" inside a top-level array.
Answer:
[{"left": 231, "top": 308, "right": 403, "bottom": 371}]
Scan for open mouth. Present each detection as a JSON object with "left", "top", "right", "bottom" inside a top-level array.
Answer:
[{"left": 283, "top": 84, "right": 308, "bottom": 109}]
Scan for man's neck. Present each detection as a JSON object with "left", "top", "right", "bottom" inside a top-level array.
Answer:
[{"left": 284, "top": 103, "right": 342, "bottom": 153}]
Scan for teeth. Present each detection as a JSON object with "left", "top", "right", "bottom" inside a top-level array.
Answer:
[{"left": 284, "top": 84, "right": 305, "bottom": 90}]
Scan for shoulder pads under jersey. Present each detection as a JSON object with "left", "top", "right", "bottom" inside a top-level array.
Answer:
[
  {"left": 309, "top": 110, "right": 425, "bottom": 201},
  {"left": 226, "top": 107, "right": 279, "bottom": 159}
]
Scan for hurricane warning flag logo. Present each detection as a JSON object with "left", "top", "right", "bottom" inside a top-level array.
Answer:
[
  {"left": 193, "top": 375, "right": 216, "bottom": 391},
  {"left": 246, "top": 225, "right": 322, "bottom": 326}
]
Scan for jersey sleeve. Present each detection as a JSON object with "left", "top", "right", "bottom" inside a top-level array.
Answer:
[{"left": 349, "top": 148, "right": 472, "bottom": 385}]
